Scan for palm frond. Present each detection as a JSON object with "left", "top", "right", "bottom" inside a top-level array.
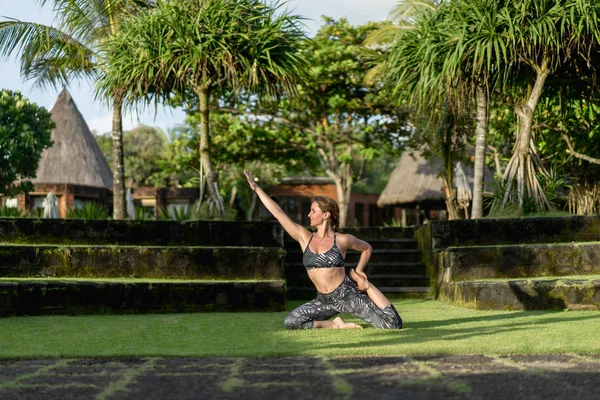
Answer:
[
  {"left": 0, "top": 19, "right": 97, "bottom": 88},
  {"left": 97, "top": 0, "right": 309, "bottom": 109}
]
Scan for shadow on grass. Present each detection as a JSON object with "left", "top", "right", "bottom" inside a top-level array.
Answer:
[{"left": 282, "top": 298, "right": 599, "bottom": 353}]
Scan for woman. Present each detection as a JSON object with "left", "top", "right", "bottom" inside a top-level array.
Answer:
[{"left": 244, "top": 170, "right": 402, "bottom": 330}]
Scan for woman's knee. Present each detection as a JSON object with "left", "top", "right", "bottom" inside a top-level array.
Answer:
[
  {"left": 382, "top": 305, "right": 402, "bottom": 329},
  {"left": 284, "top": 314, "right": 313, "bottom": 330}
]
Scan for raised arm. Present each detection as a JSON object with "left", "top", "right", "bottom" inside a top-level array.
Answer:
[{"left": 244, "top": 170, "right": 310, "bottom": 245}]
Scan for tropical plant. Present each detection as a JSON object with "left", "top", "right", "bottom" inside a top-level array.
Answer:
[
  {"left": 484, "top": 0, "right": 600, "bottom": 212},
  {"left": 66, "top": 203, "right": 110, "bottom": 220},
  {"left": 384, "top": 0, "right": 600, "bottom": 218},
  {"left": 0, "top": 90, "right": 54, "bottom": 196},
  {"left": 158, "top": 202, "right": 237, "bottom": 221},
  {"left": 0, "top": 206, "right": 27, "bottom": 218},
  {"left": 0, "top": 0, "right": 151, "bottom": 220},
  {"left": 134, "top": 207, "right": 154, "bottom": 220},
  {"left": 246, "top": 18, "right": 409, "bottom": 227},
  {"left": 97, "top": 0, "right": 308, "bottom": 216},
  {"left": 94, "top": 125, "right": 168, "bottom": 187}
]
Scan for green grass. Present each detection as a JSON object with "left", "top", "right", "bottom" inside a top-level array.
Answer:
[{"left": 0, "top": 299, "right": 598, "bottom": 359}]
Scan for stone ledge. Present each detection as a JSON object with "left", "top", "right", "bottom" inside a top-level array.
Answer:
[
  {"left": 0, "top": 219, "right": 283, "bottom": 247},
  {"left": 439, "top": 278, "right": 600, "bottom": 310},
  {"left": 0, "top": 245, "right": 285, "bottom": 280},
  {"left": 0, "top": 279, "right": 285, "bottom": 316},
  {"left": 430, "top": 216, "right": 600, "bottom": 249},
  {"left": 438, "top": 242, "right": 600, "bottom": 281}
]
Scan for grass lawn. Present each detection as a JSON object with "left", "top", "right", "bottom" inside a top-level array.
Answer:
[{"left": 0, "top": 299, "right": 599, "bottom": 359}]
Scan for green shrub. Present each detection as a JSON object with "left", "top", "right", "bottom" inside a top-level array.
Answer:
[
  {"left": 134, "top": 207, "right": 155, "bottom": 220},
  {"left": 159, "top": 201, "right": 237, "bottom": 221},
  {"left": 0, "top": 206, "right": 26, "bottom": 218},
  {"left": 66, "top": 203, "right": 110, "bottom": 220}
]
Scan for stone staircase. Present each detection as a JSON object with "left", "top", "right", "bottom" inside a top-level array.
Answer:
[
  {"left": 284, "top": 227, "right": 432, "bottom": 299},
  {"left": 0, "top": 219, "right": 286, "bottom": 316},
  {"left": 428, "top": 216, "right": 600, "bottom": 310}
]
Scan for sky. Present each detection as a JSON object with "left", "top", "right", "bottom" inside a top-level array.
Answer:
[{"left": 0, "top": 0, "right": 397, "bottom": 135}]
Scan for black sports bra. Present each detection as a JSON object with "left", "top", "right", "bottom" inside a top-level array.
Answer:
[{"left": 303, "top": 232, "right": 345, "bottom": 270}]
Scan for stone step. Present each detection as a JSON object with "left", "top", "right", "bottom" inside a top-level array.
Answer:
[
  {"left": 439, "top": 276, "right": 600, "bottom": 311},
  {"left": 439, "top": 242, "right": 600, "bottom": 281},
  {"left": 430, "top": 215, "right": 600, "bottom": 249},
  {"left": 284, "top": 249, "right": 422, "bottom": 263},
  {"left": 0, "top": 244, "right": 284, "bottom": 280},
  {"left": 284, "top": 238, "right": 418, "bottom": 251},
  {"left": 339, "top": 227, "right": 416, "bottom": 240},
  {"left": 285, "top": 262, "right": 427, "bottom": 275},
  {"left": 0, "top": 219, "right": 283, "bottom": 247},
  {"left": 0, "top": 278, "right": 285, "bottom": 316},
  {"left": 285, "top": 273, "right": 430, "bottom": 289}
]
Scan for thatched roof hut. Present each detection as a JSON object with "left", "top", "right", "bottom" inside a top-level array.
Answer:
[
  {"left": 32, "top": 89, "right": 113, "bottom": 189},
  {"left": 377, "top": 151, "right": 493, "bottom": 208}
]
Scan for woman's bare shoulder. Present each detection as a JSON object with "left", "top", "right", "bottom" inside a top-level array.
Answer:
[{"left": 335, "top": 232, "right": 359, "bottom": 246}]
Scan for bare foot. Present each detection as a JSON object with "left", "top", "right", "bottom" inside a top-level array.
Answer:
[
  {"left": 350, "top": 269, "right": 371, "bottom": 292},
  {"left": 333, "top": 316, "right": 363, "bottom": 329}
]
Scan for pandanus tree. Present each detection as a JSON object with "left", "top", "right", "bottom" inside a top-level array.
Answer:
[
  {"left": 97, "top": 0, "right": 308, "bottom": 214},
  {"left": 491, "top": 0, "right": 600, "bottom": 211},
  {"left": 385, "top": 0, "right": 600, "bottom": 216},
  {"left": 383, "top": 3, "right": 471, "bottom": 219},
  {"left": 0, "top": 0, "right": 150, "bottom": 219}
]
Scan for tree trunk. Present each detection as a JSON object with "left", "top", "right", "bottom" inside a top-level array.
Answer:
[
  {"left": 499, "top": 60, "right": 551, "bottom": 211},
  {"left": 443, "top": 176, "right": 461, "bottom": 220},
  {"left": 198, "top": 88, "right": 224, "bottom": 215},
  {"left": 471, "top": 86, "right": 489, "bottom": 219},
  {"left": 333, "top": 173, "right": 352, "bottom": 229},
  {"left": 247, "top": 192, "right": 258, "bottom": 221},
  {"left": 112, "top": 96, "right": 126, "bottom": 220}
]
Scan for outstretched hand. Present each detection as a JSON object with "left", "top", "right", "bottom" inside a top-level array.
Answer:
[{"left": 244, "top": 170, "right": 259, "bottom": 192}]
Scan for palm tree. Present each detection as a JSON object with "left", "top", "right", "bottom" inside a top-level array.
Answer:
[
  {"left": 97, "top": 0, "right": 307, "bottom": 214},
  {"left": 383, "top": 2, "right": 472, "bottom": 219},
  {"left": 0, "top": 0, "right": 149, "bottom": 220}
]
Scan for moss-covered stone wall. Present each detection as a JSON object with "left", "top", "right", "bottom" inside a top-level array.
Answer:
[
  {"left": 440, "top": 243, "right": 600, "bottom": 281},
  {"left": 439, "top": 278, "right": 600, "bottom": 311},
  {"left": 0, "top": 219, "right": 283, "bottom": 247},
  {"left": 430, "top": 216, "right": 600, "bottom": 249},
  {"left": 0, "top": 245, "right": 285, "bottom": 280},
  {"left": 0, "top": 280, "right": 286, "bottom": 316}
]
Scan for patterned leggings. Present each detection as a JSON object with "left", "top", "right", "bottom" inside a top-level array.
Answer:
[{"left": 284, "top": 275, "right": 403, "bottom": 330}]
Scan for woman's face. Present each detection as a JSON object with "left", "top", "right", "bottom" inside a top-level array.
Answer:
[{"left": 308, "top": 201, "right": 327, "bottom": 227}]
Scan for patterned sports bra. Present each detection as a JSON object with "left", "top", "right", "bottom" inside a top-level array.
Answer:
[{"left": 303, "top": 232, "right": 345, "bottom": 270}]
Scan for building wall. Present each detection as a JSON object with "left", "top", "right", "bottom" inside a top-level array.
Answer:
[
  {"left": 17, "top": 184, "right": 111, "bottom": 217},
  {"left": 264, "top": 183, "right": 394, "bottom": 227}
]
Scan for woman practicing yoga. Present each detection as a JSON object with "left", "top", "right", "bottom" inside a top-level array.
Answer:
[{"left": 244, "top": 170, "right": 402, "bottom": 330}]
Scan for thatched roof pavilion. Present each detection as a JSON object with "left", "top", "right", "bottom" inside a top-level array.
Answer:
[
  {"left": 32, "top": 89, "right": 113, "bottom": 189},
  {"left": 378, "top": 150, "right": 493, "bottom": 209},
  {"left": 5, "top": 89, "right": 114, "bottom": 216},
  {"left": 377, "top": 151, "right": 446, "bottom": 209}
]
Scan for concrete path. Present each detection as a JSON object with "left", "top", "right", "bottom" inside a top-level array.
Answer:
[{"left": 1, "top": 354, "right": 600, "bottom": 399}]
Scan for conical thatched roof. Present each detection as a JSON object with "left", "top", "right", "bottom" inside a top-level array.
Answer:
[
  {"left": 377, "top": 151, "right": 494, "bottom": 207},
  {"left": 377, "top": 151, "right": 445, "bottom": 207},
  {"left": 32, "top": 89, "right": 113, "bottom": 189}
]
